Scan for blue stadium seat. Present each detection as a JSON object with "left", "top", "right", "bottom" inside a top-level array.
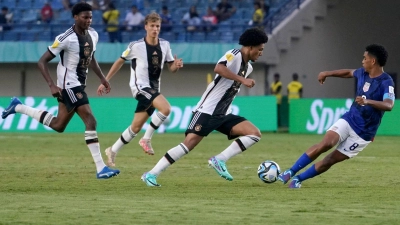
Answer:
[
  {"left": 20, "top": 9, "right": 38, "bottom": 23},
  {"left": 205, "top": 31, "right": 219, "bottom": 42},
  {"left": 20, "top": 31, "right": 36, "bottom": 41},
  {"left": 92, "top": 10, "right": 103, "bottom": 25},
  {"left": 2, "top": 0, "right": 17, "bottom": 9},
  {"left": 50, "top": 0, "right": 64, "bottom": 10},
  {"left": 2, "top": 31, "right": 19, "bottom": 41},
  {"left": 188, "top": 32, "right": 205, "bottom": 42},
  {"left": 33, "top": 0, "right": 48, "bottom": 9},
  {"left": 160, "top": 32, "right": 175, "bottom": 42},
  {"left": 219, "top": 31, "right": 234, "bottom": 42},
  {"left": 121, "top": 32, "right": 132, "bottom": 43},
  {"left": 16, "top": 0, "right": 33, "bottom": 10},
  {"left": 35, "top": 31, "right": 51, "bottom": 41},
  {"left": 97, "top": 31, "right": 109, "bottom": 42}
]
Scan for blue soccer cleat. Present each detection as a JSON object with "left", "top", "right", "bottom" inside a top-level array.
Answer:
[
  {"left": 288, "top": 176, "right": 302, "bottom": 189},
  {"left": 278, "top": 169, "right": 294, "bottom": 184},
  {"left": 141, "top": 172, "right": 161, "bottom": 187},
  {"left": 96, "top": 166, "right": 120, "bottom": 179},
  {"left": 2, "top": 97, "right": 22, "bottom": 119},
  {"left": 208, "top": 156, "right": 233, "bottom": 181}
]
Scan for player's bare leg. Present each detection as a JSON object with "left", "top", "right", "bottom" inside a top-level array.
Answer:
[
  {"left": 76, "top": 104, "right": 119, "bottom": 179},
  {"left": 140, "top": 94, "right": 171, "bottom": 155}
]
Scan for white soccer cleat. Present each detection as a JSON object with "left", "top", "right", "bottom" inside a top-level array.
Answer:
[
  {"left": 105, "top": 147, "right": 116, "bottom": 167},
  {"left": 139, "top": 138, "right": 155, "bottom": 155}
]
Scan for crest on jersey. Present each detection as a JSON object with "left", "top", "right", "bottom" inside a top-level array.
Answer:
[
  {"left": 363, "top": 82, "right": 370, "bottom": 92},
  {"left": 226, "top": 53, "right": 234, "bottom": 62},
  {"left": 51, "top": 40, "right": 59, "bottom": 48},
  {"left": 194, "top": 124, "right": 202, "bottom": 132},
  {"left": 152, "top": 56, "right": 159, "bottom": 65},
  {"left": 76, "top": 92, "right": 83, "bottom": 99},
  {"left": 84, "top": 47, "right": 91, "bottom": 57}
]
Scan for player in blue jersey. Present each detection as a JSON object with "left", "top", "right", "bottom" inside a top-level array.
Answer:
[{"left": 278, "top": 44, "right": 395, "bottom": 188}]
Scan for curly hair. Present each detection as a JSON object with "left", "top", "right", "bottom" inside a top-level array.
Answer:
[
  {"left": 239, "top": 28, "right": 268, "bottom": 47},
  {"left": 71, "top": 2, "right": 92, "bottom": 17},
  {"left": 366, "top": 44, "right": 388, "bottom": 67}
]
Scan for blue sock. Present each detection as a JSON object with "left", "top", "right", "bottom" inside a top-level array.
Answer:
[
  {"left": 297, "top": 164, "right": 320, "bottom": 181},
  {"left": 290, "top": 153, "right": 312, "bottom": 174}
]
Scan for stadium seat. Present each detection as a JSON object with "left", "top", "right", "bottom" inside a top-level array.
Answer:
[
  {"left": 205, "top": 31, "right": 219, "bottom": 42},
  {"left": 20, "top": 10, "right": 39, "bottom": 23},
  {"left": 188, "top": 32, "right": 205, "bottom": 43},
  {"left": 50, "top": 0, "right": 64, "bottom": 10},
  {"left": 33, "top": 0, "right": 48, "bottom": 9},
  {"left": 2, "top": 31, "right": 19, "bottom": 41},
  {"left": 16, "top": 0, "right": 33, "bottom": 10},
  {"left": 160, "top": 32, "right": 175, "bottom": 42},
  {"left": 20, "top": 31, "right": 36, "bottom": 41},
  {"left": 2, "top": 0, "right": 17, "bottom": 9},
  {"left": 219, "top": 31, "right": 234, "bottom": 42},
  {"left": 35, "top": 31, "right": 51, "bottom": 41}
]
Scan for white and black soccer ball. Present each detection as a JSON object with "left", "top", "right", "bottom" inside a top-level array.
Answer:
[{"left": 257, "top": 160, "right": 281, "bottom": 183}]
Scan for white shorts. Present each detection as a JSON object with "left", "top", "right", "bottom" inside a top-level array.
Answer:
[{"left": 328, "top": 119, "right": 371, "bottom": 158}]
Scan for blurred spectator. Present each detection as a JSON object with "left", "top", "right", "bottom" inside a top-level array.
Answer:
[
  {"left": 287, "top": 73, "right": 303, "bottom": 103},
  {"left": 202, "top": 6, "right": 218, "bottom": 32},
  {"left": 182, "top": 6, "right": 201, "bottom": 31},
  {"left": 124, "top": 5, "right": 145, "bottom": 31},
  {"left": 250, "top": 2, "right": 263, "bottom": 28},
  {"left": 160, "top": 5, "right": 172, "bottom": 32},
  {"left": 0, "top": 6, "right": 12, "bottom": 31},
  {"left": 91, "top": 0, "right": 111, "bottom": 10},
  {"left": 260, "top": 0, "right": 270, "bottom": 18},
  {"left": 41, "top": 1, "right": 53, "bottom": 24},
  {"left": 103, "top": 2, "right": 121, "bottom": 42},
  {"left": 215, "top": 0, "right": 236, "bottom": 22}
]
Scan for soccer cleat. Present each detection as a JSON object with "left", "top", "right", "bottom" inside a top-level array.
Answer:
[
  {"left": 278, "top": 169, "right": 294, "bottom": 184},
  {"left": 105, "top": 147, "right": 116, "bottom": 167},
  {"left": 141, "top": 172, "right": 160, "bottom": 187},
  {"left": 288, "top": 176, "right": 302, "bottom": 188},
  {"left": 139, "top": 138, "right": 155, "bottom": 155},
  {"left": 2, "top": 97, "right": 22, "bottom": 119},
  {"left": 96, "top": 166, "right": 120, "bottom": 179},
  {"left": 208, "top": 156, "right": 233, "bottom": 181}
]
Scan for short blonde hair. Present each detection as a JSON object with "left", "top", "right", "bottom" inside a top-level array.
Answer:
[{"left": 145, "top": 12, "right": 161, "bottom": 24}]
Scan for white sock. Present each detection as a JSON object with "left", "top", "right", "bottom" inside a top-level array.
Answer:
[
  {"left": 216, "top": 135, "right": 261, "bottom": 161},
  {"left": 143, "top": 112, "right": 167, "bottom": 139},
  {"left": 149, "top": 143, "right": 189, "bottom": 176},
  {"left": 85, "top": 131, "right": 106, "bottom": 173},
  {"left": 111, "top": 126, "right": 136, "bottom": 153},
  {"left": 15, "top": 104, "right": 54, "bottom": 126}
]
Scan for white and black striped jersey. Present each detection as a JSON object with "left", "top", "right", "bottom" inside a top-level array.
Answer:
[
  {"left": 120, "top": 38, "right": 174, "bottom": 97},
  {"left": 193, "top": 49, "right": 253, "bottom": 116},
  {"left": 48, "top": 25, "right": 98, "bottom": 89}
]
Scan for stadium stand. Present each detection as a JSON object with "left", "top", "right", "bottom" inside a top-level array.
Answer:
[{"left": 0, "top": 0, "right": 305, "bottom": 42}]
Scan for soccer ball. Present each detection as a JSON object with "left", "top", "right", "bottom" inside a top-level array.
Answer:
[{"left": 257, "top": 160, "right": 281, "bottom": 183}]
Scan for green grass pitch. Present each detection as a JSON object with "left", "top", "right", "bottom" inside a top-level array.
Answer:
[{"left": 0, "top": 133, "right": 399, "bottom": 225}]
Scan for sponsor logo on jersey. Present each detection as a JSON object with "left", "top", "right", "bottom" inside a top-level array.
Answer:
[
  {"left": 76, "top": 92, "right": 83, "bottom": 99},
  {"left": 363, "top": 82, "right": 370, "bottom": 92},
  {"left": 194, "top": 124, "right": 202, "bottom": 132},
  {"left": 122, "top": 49, "right": 130, "bottom": 57},
  {"left": 226, "top": 53, "right": 234, "bottom": 62},
  {"left": 51, "top": 40, "right": 59, "bottom": 48}
]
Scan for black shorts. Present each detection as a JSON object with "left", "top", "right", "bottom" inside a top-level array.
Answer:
[
  {"left": 185, "top": 112, "right": 247, "bottom": 140},
  {"left": 135, "top": 87, "right": 160, "bottom": 116},
  {"left": 57, "top": 85, "right": 89, "bottom": 113}
]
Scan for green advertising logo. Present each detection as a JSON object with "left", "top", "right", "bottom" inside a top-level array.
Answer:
[
  {"left": 0, "top": 96, "right": 277, "bottom": 133},
  {"left": 290, "top": 98, "right": 400, "bottom": 136}
]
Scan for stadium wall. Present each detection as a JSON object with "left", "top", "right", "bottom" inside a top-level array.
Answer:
[{"left": 268, "top": 0, "right": 400, "bottom": 99}]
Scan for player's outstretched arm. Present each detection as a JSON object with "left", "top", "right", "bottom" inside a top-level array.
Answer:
[
  {"left": 96, "top": 58, "right": 124, "bottom": 96},
  {"left": 90, "top": 54, "right": 111, "bottom": 95},
  {"left": 355, "top": 97, "right": 394, "bottom": 111},
  {"left": 214, "top": 64, "right": 255, "bottom": 88},
  {"left": 168, "top": 55, "right": 183, "bottom": 73},
  {"left": 38, "top": 51, "right": 60, "bottom": 98},
  {"left": 318, "top": 69, "right": 355, "bottom": 84}
]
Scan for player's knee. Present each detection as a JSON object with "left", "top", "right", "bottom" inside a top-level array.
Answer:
[
  {"left": 249, "top": 128, "right": 261, "bottom": 138},
  {"left": 160, "top": 106, "right": 171, "bottom": 116},
  {"left": 320, "top": 140, "right": 336, "bottom": 151}
]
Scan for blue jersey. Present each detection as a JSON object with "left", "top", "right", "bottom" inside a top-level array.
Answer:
[{"left": 342, "top": 68, "right": 395, "bottom": 141}]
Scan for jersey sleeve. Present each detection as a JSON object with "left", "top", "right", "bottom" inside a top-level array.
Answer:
[
  {"left": 92, "top": 30, "right": 99, "bottom": 52},
  {"left": 48, "top": 34, "right": 70, "bottom": 56},
  {"left": 165, "top": 42, "right": 174, "bottom": 63},
  {"left": 382, "top": 79, "right": 395, "bottom": 101},
  {"left": 217, "top": 50, "right": 241, "bottom": 69},
  {"left": 352, "top": 67, "right": 364, "bottom": 79},
  {"left": 121, "top": 42, "right": 136, "bottom": 60}
]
